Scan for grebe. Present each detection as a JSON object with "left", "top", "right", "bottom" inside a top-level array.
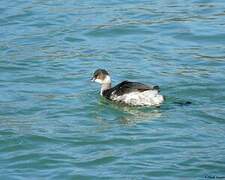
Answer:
[{"left": 91, "top": 69, "right": 165, "bottom": 106}]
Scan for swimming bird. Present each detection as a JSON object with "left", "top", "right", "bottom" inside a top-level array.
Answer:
[{"left": 91, "top": 69, "right": 165, "bottom": 106}]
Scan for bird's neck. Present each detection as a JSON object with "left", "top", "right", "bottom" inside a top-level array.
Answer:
[{"left": 100, "top": 83, "right": 111, "bottom": 96}]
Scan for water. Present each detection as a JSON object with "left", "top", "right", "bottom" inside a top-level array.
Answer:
[{"left": 1, "top": 0, "right": 225, "bottom": 179}]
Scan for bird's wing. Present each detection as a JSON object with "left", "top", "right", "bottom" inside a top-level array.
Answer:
[{"left": 112, "top": 81, "right": 159, "bottom": 96}]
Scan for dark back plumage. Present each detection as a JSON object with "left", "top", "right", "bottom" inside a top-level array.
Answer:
[{"left": 103, "top": 81, "right": 159, "bottom": 99}]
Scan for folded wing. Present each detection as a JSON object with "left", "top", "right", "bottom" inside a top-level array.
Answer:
[{"left": 111, "top": 81, "right": 160, "bottom": 96}]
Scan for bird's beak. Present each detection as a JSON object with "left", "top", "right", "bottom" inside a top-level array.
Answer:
[{"left": 91, "top": 77, "right": 95, "bottom": 82}]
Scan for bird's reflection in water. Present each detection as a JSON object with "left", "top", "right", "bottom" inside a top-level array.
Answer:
[
  {"left": 95, "top": 98, "right": 162, "bottom": 126},
  {"left": 113, "top": 104, "right": 161, "bottom": 125}
]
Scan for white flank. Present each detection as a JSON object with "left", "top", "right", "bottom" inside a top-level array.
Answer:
[{"left": 110, "top": 90, "right": 164, "bottom": 106}]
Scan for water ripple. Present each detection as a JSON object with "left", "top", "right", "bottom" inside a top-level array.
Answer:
[{"left": 1, "top": 0, "right": 225, "bottom": 179}]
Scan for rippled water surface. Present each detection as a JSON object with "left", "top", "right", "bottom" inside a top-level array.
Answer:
[{"left": 1, "top": 0, "right": 225, "bottom": 179}]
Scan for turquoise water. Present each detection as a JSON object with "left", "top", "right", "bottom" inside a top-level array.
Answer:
[{"left": 1, "top": 0, "right": 225, "bottom": 179}]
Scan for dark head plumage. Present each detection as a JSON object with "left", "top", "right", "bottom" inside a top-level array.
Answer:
[
  {"left": 91, "top": 69, "right": 109, "bottom": 82},
  {"left": 93, "top": 69, "right": 109, "bottom": 76}
]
